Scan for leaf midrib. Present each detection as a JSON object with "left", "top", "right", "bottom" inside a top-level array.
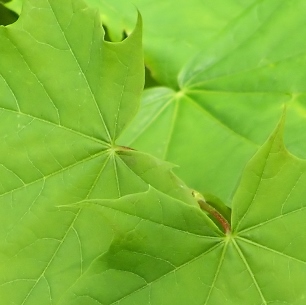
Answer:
[
  {"left": 184, "top": 94, "right": 259, "bottom": 147},
  {"left": 236, "top": 236, "right": 306, "bottom": 266},
  {"left": 187, "top": 50, "right": 306, "bottom": 91},
  {"left": 12, "top": 150, "right": 117, "bottom": 304},
  {"left": 0, "top": 107, "right": 108, "bottom": 145},
  {"left": 183, "top": 0, "right": 285, "bottom": 87},
  {"left": 47, "top": 0, "right": 112, "bottom": 142},
  {"left": 20, "top": 209, "right": 82, "bottom": 305},
  {"left": 233, "top": 238, "right": 267, "bottom": 305},
  {"left": 109, "top": 242, "right": 223, "bottom": 305},
  {"left": 0, "top": 149, "right": 109, "bottom": 198}
]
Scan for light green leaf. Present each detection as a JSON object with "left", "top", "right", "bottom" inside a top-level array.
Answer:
[
  {"left": 56, "top": 188, "right": 221, "bottom": 305},
  {"left": 0, "top": 2, "right": 18, "bottom": 25},
  {"left": 84, "top": 0, "right": 256, "bottom": 88},
  {"left": 119, "top": 0, "right": 306, "bottom": 206},
  {"left": 0, "top": 0, "right": 196, "bottom": 303},
  {"left": 2, "top": 0, "right": 22, "bottom": 15},
  {"left": 61, "top": 118, "right": 306, "bottom": 305},
  {"left": 83, "top": 0, "right": 134, "bottom": 42}
]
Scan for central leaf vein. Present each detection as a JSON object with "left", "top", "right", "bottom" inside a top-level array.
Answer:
[{"left": 47, "top": 0, "right": 112, "bottom": 142}]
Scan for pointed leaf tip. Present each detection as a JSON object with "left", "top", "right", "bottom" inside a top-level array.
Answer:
[{"left": 271, "top": 104, "right": 286, "bottom": 138}]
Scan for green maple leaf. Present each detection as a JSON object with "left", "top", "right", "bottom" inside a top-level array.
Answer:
[
  {"left": 113, "top": 0, "right": 306, "bottom": 206},
  {"left": 3, "top": 0, "right": 306, "bottom": 303},
  {"left": 58, "top": 118, "right": 306, "bottom": 305},
  {"left": 0, "top": 1, "right": 18, "bottom": 25},
  {"left": 8, "top": 1, "right": 306, "bottom": 210},
  {"left": 83, "top": 0, "right": 255, "bottom": 87},
  {"left": 0, "top": 0, "right": 195, "bottom": 303},
  {"left": 2, "top": 0, "right": 23, "bottom": 15}
]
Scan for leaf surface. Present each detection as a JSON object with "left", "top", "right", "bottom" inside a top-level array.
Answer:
[
  {"left": 0, "top": 1, "right": 18, "bottom": 25},
  {"left": 0, "top": 0, "right": 195, "bottom": 303},
  {"left": 61, "top": 119, "right": 306, "bottom": 305},
  {"left": 84, "top": 0, "right": 256, "bottom": 87},
  {"left": 2, "top": 0, "right": 22, "bottom": 15},
  {"left": 118, "top": 0, "right": 306, "bottom": 206}
]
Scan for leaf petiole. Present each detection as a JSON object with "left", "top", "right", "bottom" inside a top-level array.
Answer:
[{"left": 192, "top": 191, "right": 231, "bottom": 234}]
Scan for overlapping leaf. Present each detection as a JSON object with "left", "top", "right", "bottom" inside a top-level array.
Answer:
[
  {"left": 2, "top": 0, "right": 306, "bottom": 303},
  {"left": 8, "top": 0, "right": 306, "bottom": 210},
  {"left": 117, "top": 0, "right": 306, "bottom": 206},
  {"left": 0, "top": 1, "right": 18, "bottom": 25},
  {"left": 2, "top": 0, "right": 22, "bottom": 15},
  {"left": 59, "top": 119, "right": 306, "bottom": 305},
  {"left": 0, "top": 0, "right": 195, "bottom": 303},
  {"left": 83, "top": 0, "right": 256, "bottom": 87}
]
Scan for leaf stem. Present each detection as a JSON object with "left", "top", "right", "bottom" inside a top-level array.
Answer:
[
  {"left": 198, "top": 199, "right": 231, "bottom": 234},
  {"left": 192, "top": 191, "right": 231, "bottom": 234}
]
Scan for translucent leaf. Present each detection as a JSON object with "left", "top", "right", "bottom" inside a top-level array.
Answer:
[
  {"left": 119, "top": 0, "right": 306, "bottom": 206},
  {"left": 2, "top": 0, "right": 22, "bottom": 15},
  {"left": 62, "top": 119, "right": 306, "bottom": 305},
  {"left": 84, "top": 0, "right": 255, "bottom": 87},
  {"left": 0, "top": 0, "right": 195, "bottom": 303}
]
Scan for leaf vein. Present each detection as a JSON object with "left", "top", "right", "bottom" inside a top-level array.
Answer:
[
  {"left": 20, "top": 209, "right": 81, "bottom": 305},
  {"left": 5, "top": 32, "right": 61, "bottom": 124},
  {"left": 236, "top": 236, "right": 306, "bottom": 265},
  {"left": 47, "top": 0, "right": 112, "bottom": 142},
  {"left": 0, "top": 151, "right": 108, "bottom": 198},
  {"left": 110, "top": 243, "right": 222, "bottom": 304},
  {"left": 233, "top": 239, "right": 267, "bottom": 305}
]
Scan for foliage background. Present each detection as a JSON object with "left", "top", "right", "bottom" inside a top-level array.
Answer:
[
  {"left": 85, "top": 0, "right": 306, "bottom": 207},
  {"left": 3, "top": 0, "right": 306, "bottom": 206},
  {"left": 1, "top": 0, "right": 306, "bottom": 304}
]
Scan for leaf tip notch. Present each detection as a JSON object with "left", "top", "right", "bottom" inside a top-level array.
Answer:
[
  {"left": 101, "top": 8, "right": 144, "bottom": 142},
  {"left": 276, "top": 103, "right": 287, "bottom": 134},
  {"left": 265, "top": 105, "right": 287, "bottom": 155}
]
